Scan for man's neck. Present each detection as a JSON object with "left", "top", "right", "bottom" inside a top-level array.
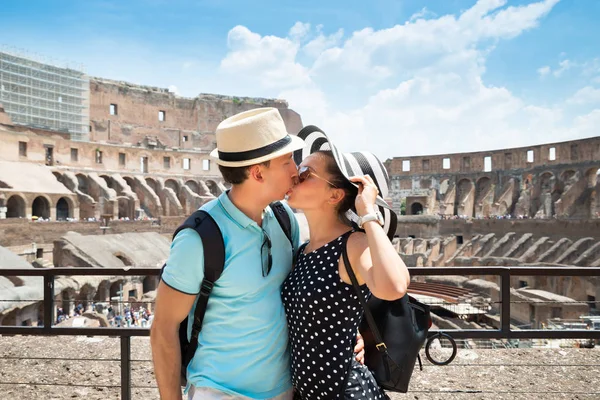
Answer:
[{"left": 227, "top": 185, "right": 270, "bottom": 226}]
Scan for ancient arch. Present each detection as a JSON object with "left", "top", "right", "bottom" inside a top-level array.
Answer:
[
  {"left": 59, "top": 287, "right": 76, "bottom": 316},
  {"left": 206, "top": 180, "right": 220, "bottom": 197},
  {"left": 32, "top": 196, "right": 51, "bottom": 219},
  {"left": 117, "top": 196, "right": 132, "bottom": 219},
  {"left": 6, "top": 194, "right": 26, "bottom": 218},
  {"left": 410, "top": 202, "right": 424, "bottom": 215},
  {"left": 56, "top": 197, "right": 72, "bottom": 220},
  {"left": 560, "top": 169, "right": 577, "bottom": 184},
  {"left": 439, "top": 179, "right": 450, "bottom": 196},
  {"left": 94, "top": 280, "right": 111, "bottom": 302},
  {"left": 165, "top": 179, "right": 180, "bottom": 194},
  {"left": 584, "top": 167, "right": 599, "bottom": 187},
  {"left": 76, "top": 173, "right": 90, "bottom": 195},
  {"left": 143, "top": 276, "right": 159, "bottom": 293},
  {"left": 122, "top": 176, "right": 135, "bottom": 190},
  {"left": 114, "top": 253, "right": 133, "bottom": 267},
  {"left": 77, "top": 283, "right": 97, "bottom": 312},
  {"left": 454, "top": 178, "right": 473, "bottom": 216},
  {"left": 145, "top": 178, "right": 159, "bottom": 195},
  {"left": 185, "top": 180, "right": 200, "bottom": 194},
  {"left": 100, "top": 174, "right": 116, "bottom": 191}
]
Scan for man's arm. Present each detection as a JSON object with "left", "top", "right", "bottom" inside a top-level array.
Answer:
[
  {"left": 151, "top": 229, "right": 205, "bottom": 400},
  {"left": 150, "top": 281, "right": 196, "bottom": 400}
]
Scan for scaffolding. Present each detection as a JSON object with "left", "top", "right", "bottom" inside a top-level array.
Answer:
[{"left": 0, "top": 49, "right": 90, "bottom": 141}]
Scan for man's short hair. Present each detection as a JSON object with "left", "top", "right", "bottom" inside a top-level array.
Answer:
[{"left": 218, "top": 160, "right": 271, "bottom": 185}]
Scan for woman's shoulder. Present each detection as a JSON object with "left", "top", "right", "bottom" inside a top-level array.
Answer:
[{"left": 346, "top": 230, "right": 369, "bottom": 257}]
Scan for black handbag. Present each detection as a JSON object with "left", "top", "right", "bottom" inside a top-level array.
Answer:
[{"left": 342, "top": 238, "right": 432, "bottom": 393}]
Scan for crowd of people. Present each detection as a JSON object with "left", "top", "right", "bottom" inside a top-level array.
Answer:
[{"left": 55, "top": 303, "right": 153, "bottom": 328}]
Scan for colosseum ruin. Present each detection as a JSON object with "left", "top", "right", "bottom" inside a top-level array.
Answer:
[{"left": 0, "top": 48, "right": 598, "bottom": 336}]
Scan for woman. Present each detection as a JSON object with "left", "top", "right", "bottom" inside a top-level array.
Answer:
[{"left": 282, "top": 126, "right": 410, "bottom": 400}]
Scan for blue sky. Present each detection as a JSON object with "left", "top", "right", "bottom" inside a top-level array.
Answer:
[{"left": 2, "top": 0, "right": 599, "bottom": 158}]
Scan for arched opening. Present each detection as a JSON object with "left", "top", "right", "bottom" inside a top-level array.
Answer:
[
  {"left": 454, "top": 179, "right": 473, "bottom": 216},
  {"left": 56, "top": 197, "right": 70, "bottom": 220},
  {"left": 109, "top": 280, "right": 124, "bottom": 311},
  {"left": 77, "top": 284, "right": 96, "bottom": 313},
  {"left": 185, "top": 180, "right": 200, "bottom": 194},
  {"left": 206, "top": 180, "right": 220, "bottom": 197},
  {"left": 114, "top": 253, "right": 133, "bottom": 267},
  {"left": 165, "top": 179, "right": 179, "bottom": 194},
  {"left": 122, "top": 177, "right": 135, "bottom": 192},
  {"left": 560, "top": 170, "right": 577, "bottom": 184},
  {"left": 59, "top": 288, "right": 76, "bottom": 317},
  {"left": 118, "top": 197, "right": 132, "bottom": 219},
  {"left": 100, "top": 175, "right": 116, "bottom": 191},
  {"left": 584, "top": 167, "right": 599, "bottom": 187},
  {"left": 32, "top": 196, "right": 50, "bottom": 219},
  {"left": 76, "top": 174, "right": 90, "bottom": 195},
  {"left": 6, "top": 195, "right": 26, "bottom": 218},
  {"left": 94, "top": 280, "right": 111, "bottom": 302},
  {"left": 411, "top": 202, "right": 424, "bottom": 215},
  {"left": 145, "top": 178, "right": 159, "bottom": 195},
  {"left": 0, "top": 309, "right": 18, "bottom": 326},
  {"left": 143, "top": 276, "right": 159, "bottom": 293},
  {"left": 475, "top": 177, "right": 492, "bottom": 217}
]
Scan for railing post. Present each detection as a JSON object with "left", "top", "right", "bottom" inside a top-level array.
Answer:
[
  {"left": 43, "top": 272, "right": 54, "bottom": 332},
  {"left": 121, "top": 335, "right": 131, "bottom": 400},
  {"left": 500, "top": 269, "right": 511, "bottom": 337}
]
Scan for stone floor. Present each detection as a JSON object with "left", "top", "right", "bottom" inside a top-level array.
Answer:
[{"left": 0, "top": 336, "right": 598, "bottom": 400}]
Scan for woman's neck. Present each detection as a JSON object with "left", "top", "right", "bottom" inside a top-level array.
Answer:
[{"left": 303, "top": 208, "right": 351, "bottom": 252}]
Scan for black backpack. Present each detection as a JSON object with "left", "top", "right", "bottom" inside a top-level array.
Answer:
[{"left": 160, "top": 201, "right": 293, "bottom": 387}]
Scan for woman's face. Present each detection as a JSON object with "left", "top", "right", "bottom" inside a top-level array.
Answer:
[{"left": 287, "top": 153, "right": 337, "bottom": 211}]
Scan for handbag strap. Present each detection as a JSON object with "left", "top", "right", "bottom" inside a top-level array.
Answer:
[{"left": 341, "top": 232, "right": 394, "bottom": 380}]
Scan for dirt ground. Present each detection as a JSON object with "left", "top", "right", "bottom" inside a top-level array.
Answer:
[{"left": 0, "top": 336, "right": 598, "bottom": 400}]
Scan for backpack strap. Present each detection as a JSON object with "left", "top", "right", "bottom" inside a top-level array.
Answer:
[
  {"left": 341, "top": 232, "right": 397, "bottom": 382},
  {"left": 270, "top": 201, "right": 293, "bottom": 247},
  {"left": 173, "top": 210, "right": 225, "bottom": 368}
]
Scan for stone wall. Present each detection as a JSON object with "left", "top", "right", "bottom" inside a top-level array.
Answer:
[
  {"left": 89, "top": 78, "right": 303, "bottom": 149},
  {"left": 0, "top": 218, "right": 162, "bottom": 248},
  {"left": 396, "top": 217, "right": 600, "bottom": 241}
]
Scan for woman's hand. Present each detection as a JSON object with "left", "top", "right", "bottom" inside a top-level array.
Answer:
[{"left": 349, "top": 175, "right": 379, "bottom": 217}]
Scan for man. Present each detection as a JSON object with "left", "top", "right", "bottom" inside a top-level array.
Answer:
[
  {"left": 151, "top": 108, "right": 305, "bottom": 400},
  {"left": 151, "top": 108, "right": 363, "bottom": 400}
]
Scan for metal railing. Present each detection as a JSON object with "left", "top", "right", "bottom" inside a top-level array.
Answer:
[{"left": 0, "top": 266, "right": 599, "bottom": 399}]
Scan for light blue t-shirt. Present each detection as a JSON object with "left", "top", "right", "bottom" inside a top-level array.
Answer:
[{"left": 161, "top": 192, "right": 300, "bottom": 399}]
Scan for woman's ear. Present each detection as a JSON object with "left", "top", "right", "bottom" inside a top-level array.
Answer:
[{"left": 328, "top": 188, "right": 345, "bottom": 206}]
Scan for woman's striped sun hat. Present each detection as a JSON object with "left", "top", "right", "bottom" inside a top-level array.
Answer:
[{"left": 293, "top": 125, "right": 398, "bottom": 240}]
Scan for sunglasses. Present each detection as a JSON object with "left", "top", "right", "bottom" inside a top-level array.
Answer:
[
  {"left": 261, "top": 229, "right": 272, "bottom": 277},
  {"left": 297, "top": 166, "right": 338, "bottom": 188}
]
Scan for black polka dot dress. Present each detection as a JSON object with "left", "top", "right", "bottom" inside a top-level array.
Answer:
[{"left": 282, "top": 231, "right": 387, "bottom": 400}]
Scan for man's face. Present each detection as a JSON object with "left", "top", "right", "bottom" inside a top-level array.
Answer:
[{"left": 260, "top": 153, "right": 299, "bottom": 201}]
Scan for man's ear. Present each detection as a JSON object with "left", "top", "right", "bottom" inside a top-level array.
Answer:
[{"left": 248, "top": 164, "right": 264, "bottom": 182}]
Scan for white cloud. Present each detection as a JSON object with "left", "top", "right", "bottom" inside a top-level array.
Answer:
[
  {"left": 553, "top": 59, "right": 572, "bottom": 77},
  {"left": 537, "top": 65, "right": 551, "bottom": 77},
  {"left": 168, "top": 85, "right": 179, "bottom": 94},
  {"left": 303, "top": 29, "right": 344, "bottom": 58},
  {"left": 289, "top": 22, "right": 311, "bottom": 41},
  {"left": 220, "top": 25, "right": 311, "bottom": 89},
  {"left": 567, "top": 86, "right": 600, "bottom": 105},
  {"left": 409, "top": 7, "right": 437, "bottom": 22},
  {"left": 216, "top": 0, "right": 599, "bottom": 159}
]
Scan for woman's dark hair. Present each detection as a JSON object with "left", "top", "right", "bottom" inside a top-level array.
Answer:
[{"left": 315, "top": 151, "right": 358, "bottom": 225}]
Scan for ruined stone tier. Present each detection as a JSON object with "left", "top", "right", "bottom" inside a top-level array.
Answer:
[
  {"left": 88, "top": 78, "right": 303, "bottom": 149},
  {"left": 384, "top": 136, "right": 600, "bottom": 219}
]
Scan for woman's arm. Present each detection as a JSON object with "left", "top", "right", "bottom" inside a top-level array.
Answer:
[{"left": 339, "top": 175, "right": 410, "bottom": 300}]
